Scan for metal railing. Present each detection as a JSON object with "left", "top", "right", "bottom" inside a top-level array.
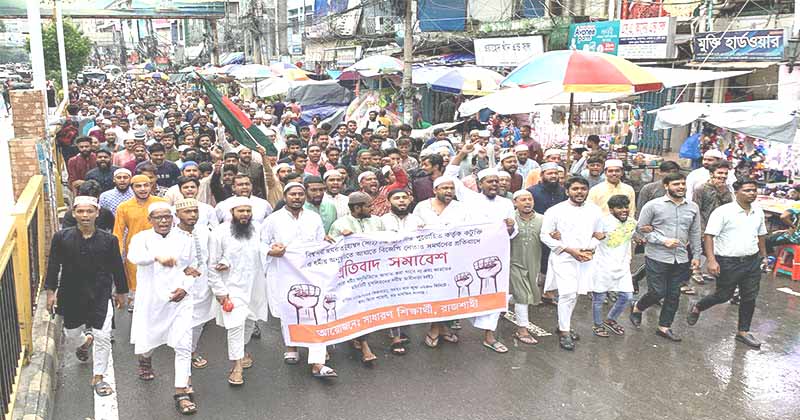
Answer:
[{"left": 0, "top": 175, "right": 47, "bottom": 420}]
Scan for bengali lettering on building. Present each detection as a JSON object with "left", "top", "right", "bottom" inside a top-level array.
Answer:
[{"left": 693, "top": 29, "right": 785, "bottom": 62}]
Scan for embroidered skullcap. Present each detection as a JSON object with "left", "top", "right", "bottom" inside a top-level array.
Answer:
[
  {"left": 227, "top": 196, "right": 252, "bottom": 210},
  {"left": 73, "top": 195, "right": 99, "bottom": 209},
  {"left": 540, "top": 162, "right": 560, "bottom": 172},
  {"left": 498, "top": 150, "right": 516, "bottom": 162},
  {"left": 114, "top": 168, "right": 132, "bottom": 177},
  {"left": 433, "top": 176, "right": 456, "bottom": 188},
  {"left": 604, "top": 159, "right": 624, "bottom": 169},
  {"left": 130, "top": 174, "right": 151, "bottom": 184},
  {"left": 147, "top": 201, "right": 172, "bottom": 215},
  {"left": 477, "top": 168, "right": 499, "bottom": 181},
  {"left": 512, "top": 190, "right": 532, "bottom": 200},
  {"left": 348, "top": 191, "right": 372, "bottom": 205},
  {"left": 283, "top": 182, "right": 305, "bottom": 193},
  {"left": 358, "top": 171, "right": 376, "bottom": 184},
  {"left": 174, "top": 198, "right": 198, "bottom": 210}
]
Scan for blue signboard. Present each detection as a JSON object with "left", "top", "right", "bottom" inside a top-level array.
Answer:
[
  {"left": 568, "top": 21, "right": 620, "bottom": 55},
  {"left": 693, "top": 29, "right": 785, "bottom": 62}
]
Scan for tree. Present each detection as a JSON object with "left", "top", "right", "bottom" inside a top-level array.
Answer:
[{"left": 28, "top": 19, "right": 92, "bottom": 81}]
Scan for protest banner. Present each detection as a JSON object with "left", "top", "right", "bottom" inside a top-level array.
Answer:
[{"left": 270, "top": 222, "right": 510, "bottom": 346}]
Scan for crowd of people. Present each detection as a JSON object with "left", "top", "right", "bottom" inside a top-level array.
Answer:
[{"left": 46, "top": 77, "right": 772, "bottom": 415}]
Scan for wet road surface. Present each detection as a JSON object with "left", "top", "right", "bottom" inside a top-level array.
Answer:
[{"left": 53, "top": 271, "right": 800, "bottom": 420}]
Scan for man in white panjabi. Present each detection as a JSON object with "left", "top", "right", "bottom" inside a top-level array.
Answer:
[
  {"left": 214, "top": 174, "right": 273, "bottom": 224},
  {"left": 444, "top": 142, "right": 518, "bottom": 354},
  {"left": 540, "top": 177, "right": 604, "bottom": 351},
  {"left": 173, "top": 198, "right": 216, "bottom": 371},
  {"left": 127, "top": 201, "right": 198, "bottom": 415},
  {"left": 261, "top": 182, "right": 337, "bottom": 378},
  {"left": 207, "top": 197, "right": 269, "bottom": 386}
]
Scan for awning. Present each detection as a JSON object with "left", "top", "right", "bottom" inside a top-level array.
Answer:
[
  {"left": 651, "top": 100, "right": 799, "bottom": 144},
  {"left": 644, "top": 67, "right": 751, "bottom": 87}
]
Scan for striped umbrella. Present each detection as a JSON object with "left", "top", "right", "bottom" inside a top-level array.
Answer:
[
  {"left": 430, "top": 66, "right": 503, "bottom": 96},
  {"left": 501, "top": 50, "right": 662, "bottom": 92},
  {"left": 338, "top": 55, "right": 403, "bottom": 80},
  {"left": 270, "top": 62, "right": 310, "bottom": 81},
  {"left": 500, "top": 50, "right": 663, "bottom": 164}
]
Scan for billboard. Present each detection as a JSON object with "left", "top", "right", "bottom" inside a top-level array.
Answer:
[{"left": 693, "top": 29, "right": 785, "bottom": 62}]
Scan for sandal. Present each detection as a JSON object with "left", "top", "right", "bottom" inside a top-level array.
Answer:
[
  {"left": 513, "top": 331, "right": 538, "bottom": 345},
  {"left": 75, "top": 334, "right": 93, "bottom": 362},
  {"left": 138, "top": 357, "right": 155, "bottom": 381},
  {"left": 540, "top": 296, "right": 557, "bottom": 306},
  {"left": 424, "top": 333, "right": 440, "bottom": 348},
  {"left": 283, "top": 351, "right": 299, "bottom": 365},
  {"left": 174, "top": 393, "right": 197, "bottom": 415},
  {"left": 228, "top": 368, "right": 244, "bottom": 386},
  {"left": 390, "top": 341, "right": 406, "bottom": 355},
  {"left": 482, "top": 340, "right": 509, "bottom": 353},
  {"left": 680, "top": 285, "right": 697, "bottom": 295},
  {"left": 398, "top": 332, "right": 410, "bottom": 343},
  {"left": 593, "top": 325, "right": 610, "bottom": 337},
  {"left": 450, "top": 320, "right": 462, "bottom": 330},
  {"left": 312, "top": 365, "right": 338, "bottom": 378},
  {"left": 241, "top": 352, "right": 253, "bottom": 369},
  {"left": 191, "top": 355, "right": 208, "bottom": 369},
  {"left": 440, "top": 332, "right": 459, "bottom": 344},
  {"left": 93, "top": 381, "right": 113, "bottom": 397},
  {"left": 127, "top": 301, "right": 134, "bottom": 313},
  {"left": 603, "top": 319, "right": 625, "bottom": 335},
  {"left": 361, "top": 352, "right": 377, "bottom": 364}
]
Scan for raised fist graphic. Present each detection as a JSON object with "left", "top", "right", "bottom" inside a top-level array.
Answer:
[
  {"left": 287, "top": 284, "right": 321, "bottom": 324},
  {"left": 454, "top": 272, "right": 474, "bottom": 298},
  {"left": 323, "top": 294, "right": 337, "bottom": 322},
  {"left": 473, "top": 256, "right": 502, "bottom": 294}
]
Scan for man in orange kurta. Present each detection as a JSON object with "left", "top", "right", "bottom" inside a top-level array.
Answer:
[{"left": 112, "top": 174, "right": 166, "bottom": 309}]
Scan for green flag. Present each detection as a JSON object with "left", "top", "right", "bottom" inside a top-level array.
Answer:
[{"left": 197, "top": 75, "right": 277, "bottom": 155}]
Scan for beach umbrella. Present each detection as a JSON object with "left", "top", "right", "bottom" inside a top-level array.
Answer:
[
  {"left": 429, "top": 66, "right": 503, "bottom": 96},
  {"left": 499, "top": 50, "right": 663, "bottom": 164},
  {"left": 269, "top": 62, "right": 310, "bottom": 81}
]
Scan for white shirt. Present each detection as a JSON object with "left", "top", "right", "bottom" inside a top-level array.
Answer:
[
  {"left": 444, "top": 163, "right": 517, "bottom": 238},
  {"left": 705, "top": 201, "right": 767, "bottom": 257},
  {"left": 380, "top": 212, "right": 426, "bottom": 232},
  {"left": 412, "top": 198, "right": 469, "bottom": 228},
  {"left": 215, "top": 195, "right": 273, "bottom": 224},
  {"left": 323, "top": 193, "right": 350, "bottom": 218}
]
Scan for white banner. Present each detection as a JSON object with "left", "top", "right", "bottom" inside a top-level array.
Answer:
[
  {"left": 618, "top": 17, "right": 676, "bottom": 59},
  {"left": 474, "top": 36, "right": 545, "bottom": 67},
  {"left": 271, "top": 223, "right": 510, "bottom": 346}
]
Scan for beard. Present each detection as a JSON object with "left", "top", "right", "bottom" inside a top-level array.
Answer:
[
  {"left": 391, "top": 205, "right": 409, "bottom": 216},
  {"left": 230, "top": 219, "right": 254, "bottom": 240}
]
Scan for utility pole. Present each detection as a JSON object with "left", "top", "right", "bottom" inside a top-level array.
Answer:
[
  {"left": 55, "top": 1, "right": 69, "bottom": 100},
  {"left": 401, "top": 0, "right": 413, "bottom": 125},
  {"left": 277, "top": 0, "right": 288, "bottom": 58},
  {"left": 209, "top": 19, "right": 220, "bottom": 66}
]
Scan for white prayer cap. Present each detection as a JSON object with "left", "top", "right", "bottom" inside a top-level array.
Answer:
[
  {"left": 147, "top": 201, "right": 172, "bottom": 215},
  {"left": 73, "top": 195, "right": 99, "bottom": 209},
  {"left": 477, "top": 168, "right": 499, "bottom": 181},
  {"left": 113, "top": 168, "right": 132, "bottom": 177},
  {"left": 556, "top": 166, "right": 565, "bottom": 173},
  {"left": 263, "top": 129, "right": 276, "bottom": 136},
  {"left": 381, "top": 165, "right": 392, "bottom": 176},
  {"left": 497, "top": 170, "right": 511, "bottom": 179},
  {"left": 274, "top": 163, "right": 292, "bottom": 172},
  {"left": 498, "top": 150, "right": 516, "bottom": 162},
  {"left": 477, "top": 129, "right": 491, "bottom": 138},
  {"left": 704, "top": 149, "right": 724, "bottom": 159},
  {"left": 227, "top": 196, "right": 252, "bottom": 210},
  {"left": 101, "top": 118, "right": 112, "bottom": 125},
  {"left": 514, "top": 144, "right": 529, "bottom": 153},
  {"left": 604, "top": 159, "right": 624, "bottom": 169},
  {"left": 512, "top": 189, "right": 532, "bottom": 200},
  {"left": 178, "top": 145, "right": 190, "bottom": 152},
  {"left": 469, "top": 129, "right": 480, "bottom": 135},
  {"left": 254, "top": 112, "right": 266, "bottom": 119},
  {"left": 358, "top": 171, "right": 376, "bottom": 184},
  {"left": 540, "top": 162, "right": 560, "bottom": 172},
  {"left": 323, "top": 170, "right": 342, "bottom": 180},
  {"left": 283, "top": 182, "right": 305, "bottom": 193},
  {"left": 544, "top": 149, "right": 561, "bottom": 158},
  {"left": 174, "top": 198, "right": 198, "bottom": 210},
  {"left": 433, "top": 176, "right": 456, "bottom": 188}
]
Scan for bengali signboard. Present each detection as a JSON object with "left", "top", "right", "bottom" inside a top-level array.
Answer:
[
  {"left": 568, "top": 17, "right": 676, "bottom": 59},
  {"left": 693, "top": 29, "right": 785, "bottom": 62},
  {"left": 272, "top": 223, "right": 510, "bottom": 346},
  {"left": 474, "top": 36, "right": 545, "bottom": 67}
]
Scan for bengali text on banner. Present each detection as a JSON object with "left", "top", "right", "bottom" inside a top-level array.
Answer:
[{"left": 271, "top": 222, "right": 510, "bottom": 346}]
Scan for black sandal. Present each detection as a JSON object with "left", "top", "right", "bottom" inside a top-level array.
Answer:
[
  {"left": 138, "top": 357, "right": 155, "bottom": 381},
  {"left": 174, "top": 393, "right": 197, "bottom": 415},
  {"left": 593, "top": 325, "right": 610, "bottom": 337},
  {"left": 603, "top": 319, "right": 625, "bottom": 335},
  {"left": 390, "top": 341, "right": 406, "bottom": 355},
  {"left": 75, "top": 334, "right": 93, "bottom": 362}
]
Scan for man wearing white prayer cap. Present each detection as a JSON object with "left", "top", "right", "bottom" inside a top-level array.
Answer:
[
  {"left": 127, "top": 199, "right": 199, "bottom": 413},
  {"left": 685, "top": 148, "right": 735, "bottom": 202},
  {"left": 440, "top": 140, "right": 518, "bottom": 353},
  {"left": 587, "top": 158, "right": 636, "bottom": 215},
  {"left": 508, "top": 188, "right": 544, "bottom": 345},
  {"left": 214, "top": 174, "right": 273, "bottom": 224},
  {"left": 515, "top": 143, "right": 540, "bottom": 181},
  {"left": 498, "top": 150, "right": 523, "bottom": 193}
]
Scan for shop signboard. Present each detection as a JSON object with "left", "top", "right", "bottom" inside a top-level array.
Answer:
[
  {"left": 473, "top": 35, "right": 545, "bottom": 67},
  {"left": 568, "top": 17, "right": 676, "bottom": 59},
  {"left": 693, "top": 29, "right": 785, "bottom": 62}
]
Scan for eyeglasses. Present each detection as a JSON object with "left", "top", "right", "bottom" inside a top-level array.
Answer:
[{"left": 150, "top": 215, "right": 173, "bottom": 221}]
